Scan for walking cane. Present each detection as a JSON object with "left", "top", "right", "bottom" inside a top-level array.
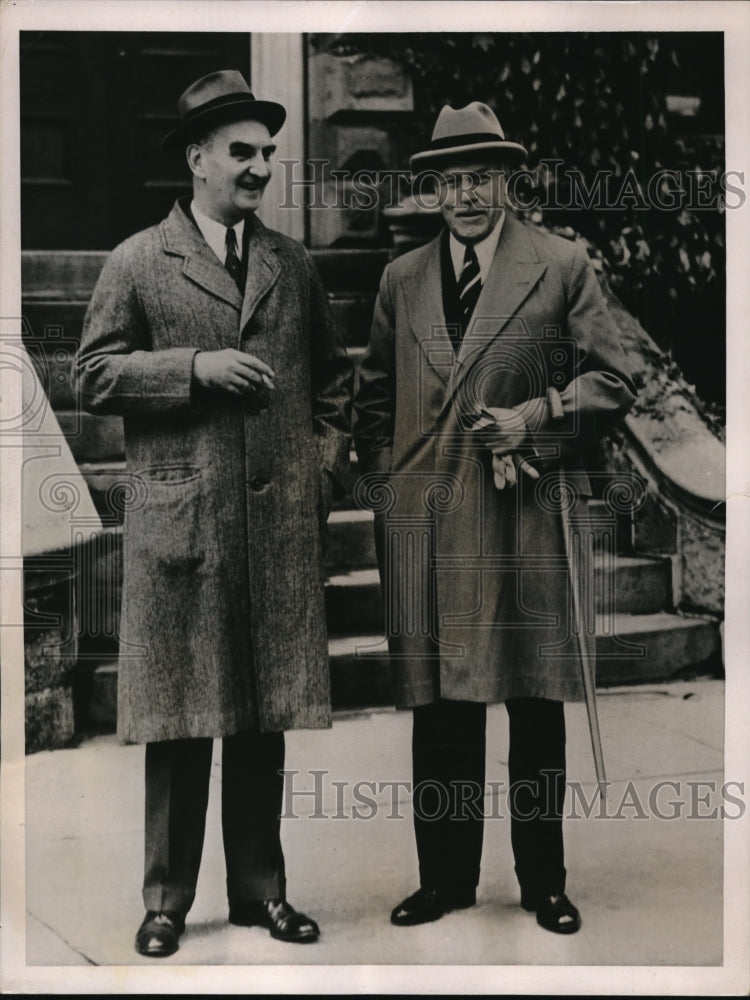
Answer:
[
  {"left": 558, "top": 467, "right": 608, "bottom": 803},
  {"left": 542, "top": 389, "right": 608, "bottom": 802},
  {"left": 473, "top": 403, "right": 608, "bottom": 800}
]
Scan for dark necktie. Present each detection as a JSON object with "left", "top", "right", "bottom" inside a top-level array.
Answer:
[
  {"left": 456, "top": 244, "right": 481, "bottom": 328},
  {"left": 225, "top": 226, "right": 245, "bottom": 293}
]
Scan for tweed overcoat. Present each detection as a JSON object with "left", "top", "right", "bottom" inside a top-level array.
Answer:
[
  {"left": 354, "top": 213, "right": 637, "bottom": 708},
  {"left": 74, "top": 200, "right": 353, "bottom": 743}
]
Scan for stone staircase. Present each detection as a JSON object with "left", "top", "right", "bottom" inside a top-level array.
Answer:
[
  {"left": 76, "top": 469, "right": 722, "bottom": 732},
  {"left": 321, "top": 470, "right": 721, "bottom": 711},
  {"left": 21, "top": 248, "right": 724, "bottom": 742}
]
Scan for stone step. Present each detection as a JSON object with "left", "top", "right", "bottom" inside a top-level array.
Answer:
[
  {"left": 326, "top": 503, "right": 632, "bottom": 569},
  {"left": 32, "top": 305, "right": 368, "bottom": 419},
  {"left": 325, "top": 508, "right": 377, "bottom": 569},
  {"left": 329, "top": 612, "right": 722, "bottom": 708},
  {"left": 68, "top": 517, "right": 659, "bottom": 666},
  {"left": 78, "top": 611, "right": 721, "bottom": 729},
  {"left": 20, "top": 248, "right": 393, "bottom": 298},
  {"left": 325, "top": 554, "right": 673, "bottom": 633},
  {"left": 21, "top": 295, "right": 370, "bottom": 408},
  {"left": 587, "top": 499, "right": 633, "bottom": 552},
  {"left": 594, "top": 612, "right": 722, "bottom": 686},
  {"left": 80, "top": 647, "right": 394, "bottom": 731},
  {"left": 77, "top": 458, "right": 636, "bottom": 556},
  {"left": 62, "top": 552, "right": 676, "bottom": 664}
]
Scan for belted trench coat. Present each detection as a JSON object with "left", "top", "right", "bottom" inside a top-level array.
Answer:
[
  {"left": 75, "top": 200, "right": 353, "bottom": 743},
  {"left": 354, "top": 212, "right": 637, "bottom": 708}
]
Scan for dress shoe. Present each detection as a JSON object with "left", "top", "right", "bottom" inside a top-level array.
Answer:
[
  {"left": 135, "top": 910, "right": 185, "bottom": 957},
  {"left": 228, "top": 898, "right": 320, "bottom": 943},
  {"left": 521, "top": 891, "right": 581, "bottom": 934},
  {"left": 390, "top": 886, "right": 476, "bottom": 926}
]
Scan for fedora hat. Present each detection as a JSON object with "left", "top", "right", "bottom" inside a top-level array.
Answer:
[
  {"left": 409, "top": 102, "right": 527, "bottom": 171},
  {"left": 162, "top": 70, "right": 286, "bottom": 152}
]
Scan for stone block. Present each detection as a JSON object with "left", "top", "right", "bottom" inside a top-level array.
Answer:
[
  {"left": 328, "top": 127, "right": 394, "bottom": 171},
  {"left": 81, "top": 661, "right": 119, "bottom": 730},
  {"left": 633, "top": 493, "right": 678, "bottom": 554},
  {"left": 25, "top": 627, "right": 76, "bottom": 693},
  {"left": 595, "top": 613, "right": 722, "bottom": 686},
  {"left": 312, "top": 182, "right": 381, "bottom": 247},
  {"left": 25, "top": 566, "right": 78, "bottom": 693},
  {"left": 326, "top": 568, "right": 383, "bottom": 634},
  {"left": 57, "top": 412, "right": 125, "bottom": 464},
  {"left": 21, "top": 306, "right": 84, "bottom": 409},
  {"left": 679, "top": 510, "right": 725, "bottom": 616},
  {"left": 596, "top": 554, "right": 672, "bottom": 615},
  {"left": 312, "top": 52, "right": 413, "bottom": 119},
  {"left": 325, "top": 509, "right": 376, "bottom": 571},
  {"left": 587, "top": 500, "right": 632, "bottom": 554},
  {"left": 74, "top": 530, "right": 123, "bottom": 661},
  {"left": 22, "top": 250, "right": 108, "bottom": 298},
  {"left": 25, "top": 686, "right": 75, "bottom": 753}
]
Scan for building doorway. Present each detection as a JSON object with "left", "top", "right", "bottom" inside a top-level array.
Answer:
[{"left": 20, "top": 31, "right": 251, "bottom": 249}]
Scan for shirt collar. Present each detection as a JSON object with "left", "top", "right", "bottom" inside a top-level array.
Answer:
[
  {"left": 190, "top": 200, "right": 244, "bottom": 263},
  {"left": 449, "top": 212, "right": 506, "bottom": 283}
]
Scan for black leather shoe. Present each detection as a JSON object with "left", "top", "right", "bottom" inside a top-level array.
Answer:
[
  {"left": 228, "top": 898, "right": 320, "bottom": 943},
  {"left": 390, "top": 886, "right": 476, "bottom": 926},
  {"left": 135, "top": 910, "right": 185, "bottom": 957},
  {"left": 521, "top": 891, "right": 581, "bottom": 934}
]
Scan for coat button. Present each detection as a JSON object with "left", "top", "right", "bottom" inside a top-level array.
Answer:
[{"left": 249, "top": 475, "right": 269, "bottom": 491}]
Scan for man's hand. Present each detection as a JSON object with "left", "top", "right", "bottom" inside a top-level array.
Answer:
[
  {"left": 193, "top": 349, "right": 276, "bottom": 398},
  {"left": 491, "top": 453, "right": 517, "bottom": 490},
  {"left": 471, "top": 406, "right": 527, "bottom": 455},
  {"left": 470, "top": 408, "right": 540, "bottom": 489}
]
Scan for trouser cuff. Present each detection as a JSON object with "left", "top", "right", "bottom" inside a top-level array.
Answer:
[
  {"left": 142, "top": 887, "right": 196, "bottom": 915},
  {"left": 515, "top": 865, "right": 566, "bottom": 898},
  {"left": 227, "top": 875, "right": 287, "bottom": 903}
]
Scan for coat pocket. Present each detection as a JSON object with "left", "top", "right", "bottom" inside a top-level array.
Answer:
[{"left": 129, "top": 465, "right": 206, "bottom": 573}]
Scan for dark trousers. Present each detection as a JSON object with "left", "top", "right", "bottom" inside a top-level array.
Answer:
[
  {"left": 412, "top": 697, "right": 567, "bottom": 898},
  {"left": 143, "top": 729, "right": 286, "bottom": 914}
]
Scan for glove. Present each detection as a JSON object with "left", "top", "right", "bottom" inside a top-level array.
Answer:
[{"left": 471, "top": 408, "right": 540, "bottom": 490}]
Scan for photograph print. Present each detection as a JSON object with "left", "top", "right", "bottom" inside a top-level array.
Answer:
[{"left": 3, "top": 4, "right": 748, "bottom": 995}]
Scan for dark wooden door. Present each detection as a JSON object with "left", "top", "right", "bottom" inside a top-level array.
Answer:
[{"left": 20, "top": 31, "right": 251, "bottom": 249}]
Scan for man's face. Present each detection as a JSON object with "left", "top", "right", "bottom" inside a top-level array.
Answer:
[
  {"left": 188, "top": 119, "right": 275, "bottom": 225},
  {"left": 438, "top": 159, "right": 507, "bottom": 245}
]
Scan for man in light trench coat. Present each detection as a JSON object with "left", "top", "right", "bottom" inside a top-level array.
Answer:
[
  {"left": 74, "top": 71, "right": 353, "bottom": 957},
  {"left": 354, "top": 102, "right": 637, "bottom": 934}
]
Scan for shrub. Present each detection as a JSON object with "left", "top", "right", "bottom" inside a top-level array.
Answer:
[{"left": 311, "top": 32, "right": 726, "bottom": 408}]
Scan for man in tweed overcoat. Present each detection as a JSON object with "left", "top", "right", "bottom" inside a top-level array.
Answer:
[
  {"left": 354, "top": 102, "right": 636, "bottom": 934},
  {"left": 74, "top": 71, "right": 353, "bottom": 956}
]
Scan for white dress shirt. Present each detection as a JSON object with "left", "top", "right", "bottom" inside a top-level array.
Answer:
[
  {"left": 449, "top": 212, "right": 506, "bottom": 283},
  {"left": 191, "top": 200, "right": 244, "bottom": 264}
]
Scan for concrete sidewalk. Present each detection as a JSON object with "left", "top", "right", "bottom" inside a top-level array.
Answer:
[{"left": 24, "top": 680, "right": 725, "bottom": 968}]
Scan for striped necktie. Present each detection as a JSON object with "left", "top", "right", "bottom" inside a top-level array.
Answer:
[
  {"left": 457, "top": 243, "right": 481, "bottom": 328},
  {"left": 224, "top": 226, "right": 245, "bottom": 293}
]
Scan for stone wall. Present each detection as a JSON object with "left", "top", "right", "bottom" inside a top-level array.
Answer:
[
  {"left": 307, "top": 47, "right": 414, "bottom": 248},
  {"left": 24, "top": 563, "right": 78, "bottom": 753}
]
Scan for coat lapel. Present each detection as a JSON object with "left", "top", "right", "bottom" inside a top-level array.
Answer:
[
  {"left": 161, "top": 200, "right": 243, "bottom": 311},
  {"left": 442, "top": 213, "right": 548, "bottom": 416},
  {"left": 402, "top": 236, "right": 455, "bottom": 387},
  {"left": 239, "top": 216, "right": 282, "bottom": 336},
  {"left": 160, "top": 201, "right": 284, "bottom": 337}
]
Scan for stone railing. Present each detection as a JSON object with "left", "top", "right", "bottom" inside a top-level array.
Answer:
[{"left": 599, "top": 283, "right": 725, "bottom": 619}]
